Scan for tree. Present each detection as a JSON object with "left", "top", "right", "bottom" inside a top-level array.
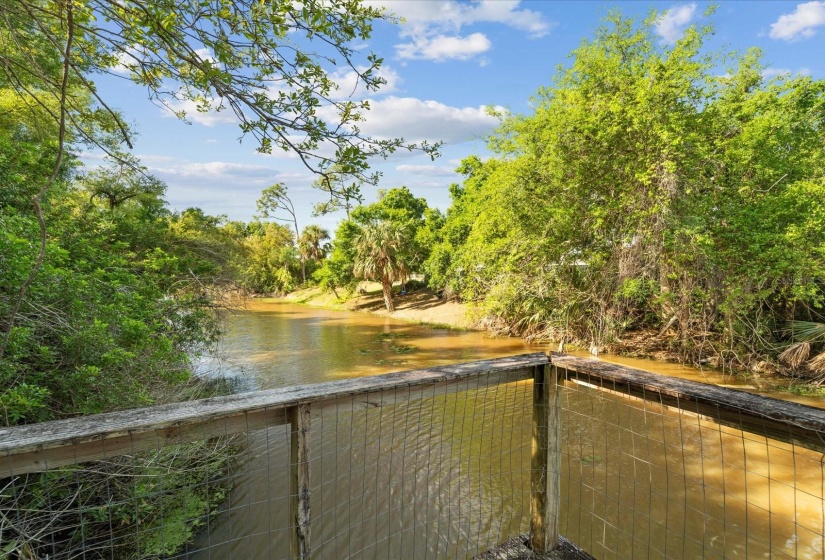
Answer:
[
  {"left": 241, "top": 221, "right": 301, "bottom": 294},
  {"left": 1, "top": 0, "right": 438, "bottom": 176},
  {"left": 256, "top": 183, "right": 304, "bottom": 284},
  {"left": 299, "top": 225, "right": 331, "bottom": 263},
  {"left": 427, "top": 9, "right": 825, "bottom": 372},
  {"left": 0, "top": 0, "right": 440, "bottom": 361},
  {"left": 78, "top": 158, "right": 165, "bottom": 212},
  {"left": 312, "top": 163, "right": 366, "bottom": 219},
  {"left": 351, "top": 186, "right": 431, "bottom": 271},
  {"left": 353, "top": 221, "right": 410, "bottom": 313},
  {"left": 313, "top": 219, "right": 360, "bottom": 299}
]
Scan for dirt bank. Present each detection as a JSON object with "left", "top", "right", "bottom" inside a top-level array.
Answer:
[{"left": 282, "top": 284, "right": 479, "bottom": 330}]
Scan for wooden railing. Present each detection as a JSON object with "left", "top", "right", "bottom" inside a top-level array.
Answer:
[
  {"left": 3, "top": 352, "right": 825, "bottom": 559},
  {"left": 0, "top": 353, "right": 554, "bottom": 558},
  {"left": 553, "top": 353, "right": 825, "bottom": 453}
]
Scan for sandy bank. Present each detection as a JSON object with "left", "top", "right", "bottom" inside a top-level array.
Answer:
[{"left": 282, "top": 284, "right": 479, "bottom": 330}]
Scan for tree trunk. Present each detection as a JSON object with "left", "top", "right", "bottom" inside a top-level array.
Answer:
[{"left": 381, "top": 279, "right": 395, "bottom": 313}]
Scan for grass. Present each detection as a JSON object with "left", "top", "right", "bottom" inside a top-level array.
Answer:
[{"left": 780, "top": 383, "right": 825, "bottom": 397}]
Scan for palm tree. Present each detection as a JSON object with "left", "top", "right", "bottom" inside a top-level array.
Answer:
[
  {"left": 298, "top": 225, "right": 330, "bottom": 262},
  {"left": 353, "top": 221, "right": 409, "bottom": 313},
  {"left": 779, "top": 321, "right": 825, "bottom": 381}
]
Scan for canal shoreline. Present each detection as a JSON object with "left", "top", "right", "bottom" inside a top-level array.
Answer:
[
  {"left": 268, "top": 286, "right": 825, "bottom": 398},
  {"left": 277, "top": 285, "right": 694, "bottom": 365},
  {"left": 279, "top": 284, "right": 482, "bottom": 331}
]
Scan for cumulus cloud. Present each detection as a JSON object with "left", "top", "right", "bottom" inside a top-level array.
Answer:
[
  {"left": 762, "top": 67, "right": 813, "bottom": 79},
  {"left": 396, "top": 33, "right": 492, "bottom": 62},
  {"left": 328, "top": 65, "right": 400, "bottom": 100},
  {"left": 395, "top": 164, "right": 459, "bottom": 177},
  {"left": 346, "top": 96, "right": 503, "bottom": 144},
  {"left": 136, "top": 157, "right": 313, "bottom": 191},
  {"left": 364, "top": 0, "right": 552, "bottom": 62},
  {"left": 769, "top": 1, "right": 825, "bottom": 41},
  {"left": 162, "top": 96, "right": 239, "bottom": 127},
  {"left": 656, "top": 3, "right": 697, "bottom": 44}
]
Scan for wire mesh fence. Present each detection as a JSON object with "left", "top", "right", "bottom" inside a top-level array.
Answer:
[
  {"left": 2, "top": 353, "right": 824, "bottom": 560},
  {"left": 556, "top": 357, "right": 825, "bottom": 560},
  {"left": 0, "top": 356, "right": 540, "bottom": 560}
]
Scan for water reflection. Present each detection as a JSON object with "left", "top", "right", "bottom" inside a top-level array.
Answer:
[{"left": 188, "top": 301, "right": 824, "bottom": 559}]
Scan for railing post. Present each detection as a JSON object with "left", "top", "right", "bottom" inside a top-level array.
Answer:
[
  {"left": 530, "top": 363, "right": 562, "bottom": 553},
  {"left": 288, "top": 403, "right": 311, "bottom": 559}
]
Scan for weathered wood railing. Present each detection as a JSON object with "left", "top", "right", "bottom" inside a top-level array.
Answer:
[
  {"left": 553, "top": 353, "right": 825, "bottom": 453},
  {"left": 0, "top": 353, "right": 557, "bottom": 558},
  {"left": 3, "top": 352, "right": 825, "bottom": 559}
]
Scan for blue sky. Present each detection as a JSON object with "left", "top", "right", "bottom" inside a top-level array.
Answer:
[{"left": 89, "top": 1, "right": 825, "bottom": 232}]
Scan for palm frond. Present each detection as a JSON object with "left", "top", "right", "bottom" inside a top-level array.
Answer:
[
  {"left": 778, "top": 342, "right": 811, "bottom": 368},
  {"left": 808, "top": 350, "right": 825, "bottom": 374},
  {"left": 783, "top": 321, "right": 825, "bottom": 343}
]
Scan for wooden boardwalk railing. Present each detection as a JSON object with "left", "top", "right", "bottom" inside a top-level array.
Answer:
[
  {"left": 0, "top": 353, "right": 557, "bottom": 558},
  {"left": 3, "top": 352, "right": 825, "bottom": 559}
]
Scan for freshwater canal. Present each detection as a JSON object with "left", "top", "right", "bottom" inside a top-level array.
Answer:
[{"left": 191, "top": 301, "right": 824, "bottom": 559}]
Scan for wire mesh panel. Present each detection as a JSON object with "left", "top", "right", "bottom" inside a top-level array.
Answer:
[
  {"left": 558, "top": 371, "right": 825, "bottom": 560},
  {"left": 7, "top": 353, "right": 822, "bottom": 560},
  {"left": 1, "top": 423, "right": 253, "bottom": 559},
  {"left": 0, "top": 360, "right": 538, "bottom": 560},
  {"left": 309, "top": 369, "right": 533, "bottom": 559}
]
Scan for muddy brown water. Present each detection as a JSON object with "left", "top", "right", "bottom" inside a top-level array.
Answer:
[{"left": 188, "top": 301, "right": 824, "bottom": 559}]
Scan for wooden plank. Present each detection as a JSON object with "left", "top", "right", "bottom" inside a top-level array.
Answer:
[
  {"left": 546, "top": 366, "right": 563, "bottom": 549},
  {"left": 530, "top": 365, "right": 562, "bottom": 554},
  {"left": 1, "top": 407, "right": 285, "bottom": 477},
  {"left": 289, "top": 404, "right": 311, "bottom": 559},
  {"left": 552, "top": 354, "right": 825, "bottom": 453},
  {"left": 0, "top": 354, "right": 548, "bottom": 476}
]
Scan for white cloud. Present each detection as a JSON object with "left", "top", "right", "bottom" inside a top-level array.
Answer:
[
  {"left": 656, "top": 3, "right": 697, "bottom": 44},
  {"left": 769, "top": 1, "right": 825, "bottom": 41},
  {"left": 369, "top": 0, "right": 551, "bottom": 37},
  {"left": 348, "top": 96, "right": 503, "bottom": 144},
  {"left": 328, "top": 65, "right": 400, "bottom": 100},
  {"left": 364, "top": 0, "right": 552, "bottom": 62},
  {"left": 162, "top": 96, "right": 239, "bottom": 127},
  {"left": 139, "top": 157, "right": 313, "bottom": 190},
  {"left": 193, "top": 48, "right": 217, "bottom": 63},
  {"left": 762, "top": 67, "right": 792, "bottom": 79},
  {"left": 762, "top": 67, "right": 813, "bottom": 79},
  {"left": 149, "top": 160, "right": 280, "bottom": 182},
  {"left": 397, "top": 33, "right": 492, "bottom": 62},
  {"left": 395, "top": 164, "right": 459, "bottom": 177}
]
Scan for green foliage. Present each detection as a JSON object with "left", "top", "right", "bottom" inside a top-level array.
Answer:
[
  {"left": 314, "top": 187, "right": 434, "bottom": 305},
  {"left": 426, "top": 10, "right": 825, "bottom": 369},
  {"left": 353, "top": 221, "right": 410, "bottom": 312},
  {"left": 313, "top": 220, "right": 362, "bottom": 296},
  {"left": 1, "top": 0, "right": 439, "bottom": 185},
  {"left": 1, "top": 158, "right": 238, "bottom": 559},
  {"left": 1, "top": 439, "right": 236, "bottom": 559},
  {"left": 238, "top": 221, "right": 301, "bottom": 294}
]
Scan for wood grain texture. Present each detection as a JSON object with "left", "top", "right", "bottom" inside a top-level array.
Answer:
[
  {"left": 0, "top": 353, "right": 548, "bottom": 476},
  {"left": 529, "top": 365, "right": 562, "bottom": 554},
  {"left": 289, "top": 404, "right": 311, "bottom": 559},
  {"left": 552, "top": 353, "right": 825, "bottom": 452}
]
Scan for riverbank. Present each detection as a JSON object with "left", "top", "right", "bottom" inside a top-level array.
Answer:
[
  {"left": 274, "top": 285, "right": 825, "bottom": 396},
  {"left": 280, "top": 285, "right": 686, "bottom": 360},
  {"left": 281, "top": 284, "right": 481, "bottom": 330}
]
